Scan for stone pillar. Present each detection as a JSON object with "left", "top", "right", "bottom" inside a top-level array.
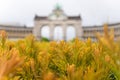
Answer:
[
  {"left": 62, "top": 24, "right": 66, "bottom": 41},
  {"left": 75, "top": 26, "right": 78, "bottom": 38},
  {"left": 33, "top": 21, "right": 42, "bottom": 40},
  {"left": 50, "top": 24, "right": 54, "bottom": 41},
  {"left": 39, "top": 27, "right": 42, "bottom": 40},
  {"left": 75, "top": 23, "right": 83, "bottom": 39}
]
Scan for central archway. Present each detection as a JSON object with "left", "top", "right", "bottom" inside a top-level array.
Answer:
[{"left": 54, "top": 26, "right": 63, "bottom": 41}]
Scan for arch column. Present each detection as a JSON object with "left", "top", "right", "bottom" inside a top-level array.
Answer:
[
  {"left": 38, "top": 26, "right": 42, "bottom": 40},
  {"left": 63, "top": 25, "right": 67, "bottom": 41},
  {"left": 50, "top": 25, "right": 54, "bottom": 41},
  {"left": 33, "top": 23, "right": 42, "bottom": 40},
  {"left": 75, "top": 24, "right": 82, "bottom": 39}
]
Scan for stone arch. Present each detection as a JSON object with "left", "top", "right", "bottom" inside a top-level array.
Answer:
[
  {"left": 66, "top": 26, "right": 76, "bottom": 41},
  {"left": 54, "top": 26, "right": 63, "bottom": 41},
  {"left": 40, "top": 25, "right": 50, "bottom": 39}
]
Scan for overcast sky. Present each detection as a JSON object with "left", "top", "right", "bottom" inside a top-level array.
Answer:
[{"left": 0, "top": 0, "right": 120, "bottom": 26}]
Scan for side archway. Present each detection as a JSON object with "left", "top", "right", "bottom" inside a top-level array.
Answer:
[{"left": 41, "top": 26, "right": 50, "bottom": 40}]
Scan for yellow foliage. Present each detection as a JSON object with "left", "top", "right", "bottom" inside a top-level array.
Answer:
[{"left": 0, "top": 25, "right": 120, "bottom": 80}]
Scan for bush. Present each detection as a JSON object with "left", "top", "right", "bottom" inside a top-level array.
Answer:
[{"left": 41, "top": 37, "right": 50, "bottom": 42}]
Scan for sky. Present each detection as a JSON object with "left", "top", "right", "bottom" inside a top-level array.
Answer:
[{"left": 0, "top": 0, "right": 120, "bottom": 26}]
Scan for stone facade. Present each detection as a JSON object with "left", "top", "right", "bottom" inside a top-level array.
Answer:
[
  {"left": 0, "top": 6, "right": 120, "bottom": 41},
  {"left": 34, "top": 16, "right": 82, "bottom": 41},
  {"left": 33, "top": 6, "right": 82, "bottom": 41}
]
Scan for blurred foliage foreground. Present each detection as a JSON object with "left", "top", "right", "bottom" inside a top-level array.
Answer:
[{"left": 0, "top": 24, "right": 120, "bottom": 80}]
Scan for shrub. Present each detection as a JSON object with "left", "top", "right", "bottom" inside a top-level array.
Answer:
[{"left": 41, "top": 37, "right": 50, "bottom": 42}]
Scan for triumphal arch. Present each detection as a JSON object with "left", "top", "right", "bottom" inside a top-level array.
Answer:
[{"left": 33, "top": 5, "right": 83, "bottom": 41}]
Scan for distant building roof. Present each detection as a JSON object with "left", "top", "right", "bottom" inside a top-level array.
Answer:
[
  {"left": 83, "top": 23, "right": 120, "bottom": 28},
  {"left": 34, "top": 15, "right": 81, "bottom": 20},
  {"left": 68, "top": 16, "right": 81, "bottom": 20},
  {"left": 0, "top": 24, "right": 33, "bottom": 29},
  {"left": 34, "top": 15, "right": 47, "bottom": 20}
]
